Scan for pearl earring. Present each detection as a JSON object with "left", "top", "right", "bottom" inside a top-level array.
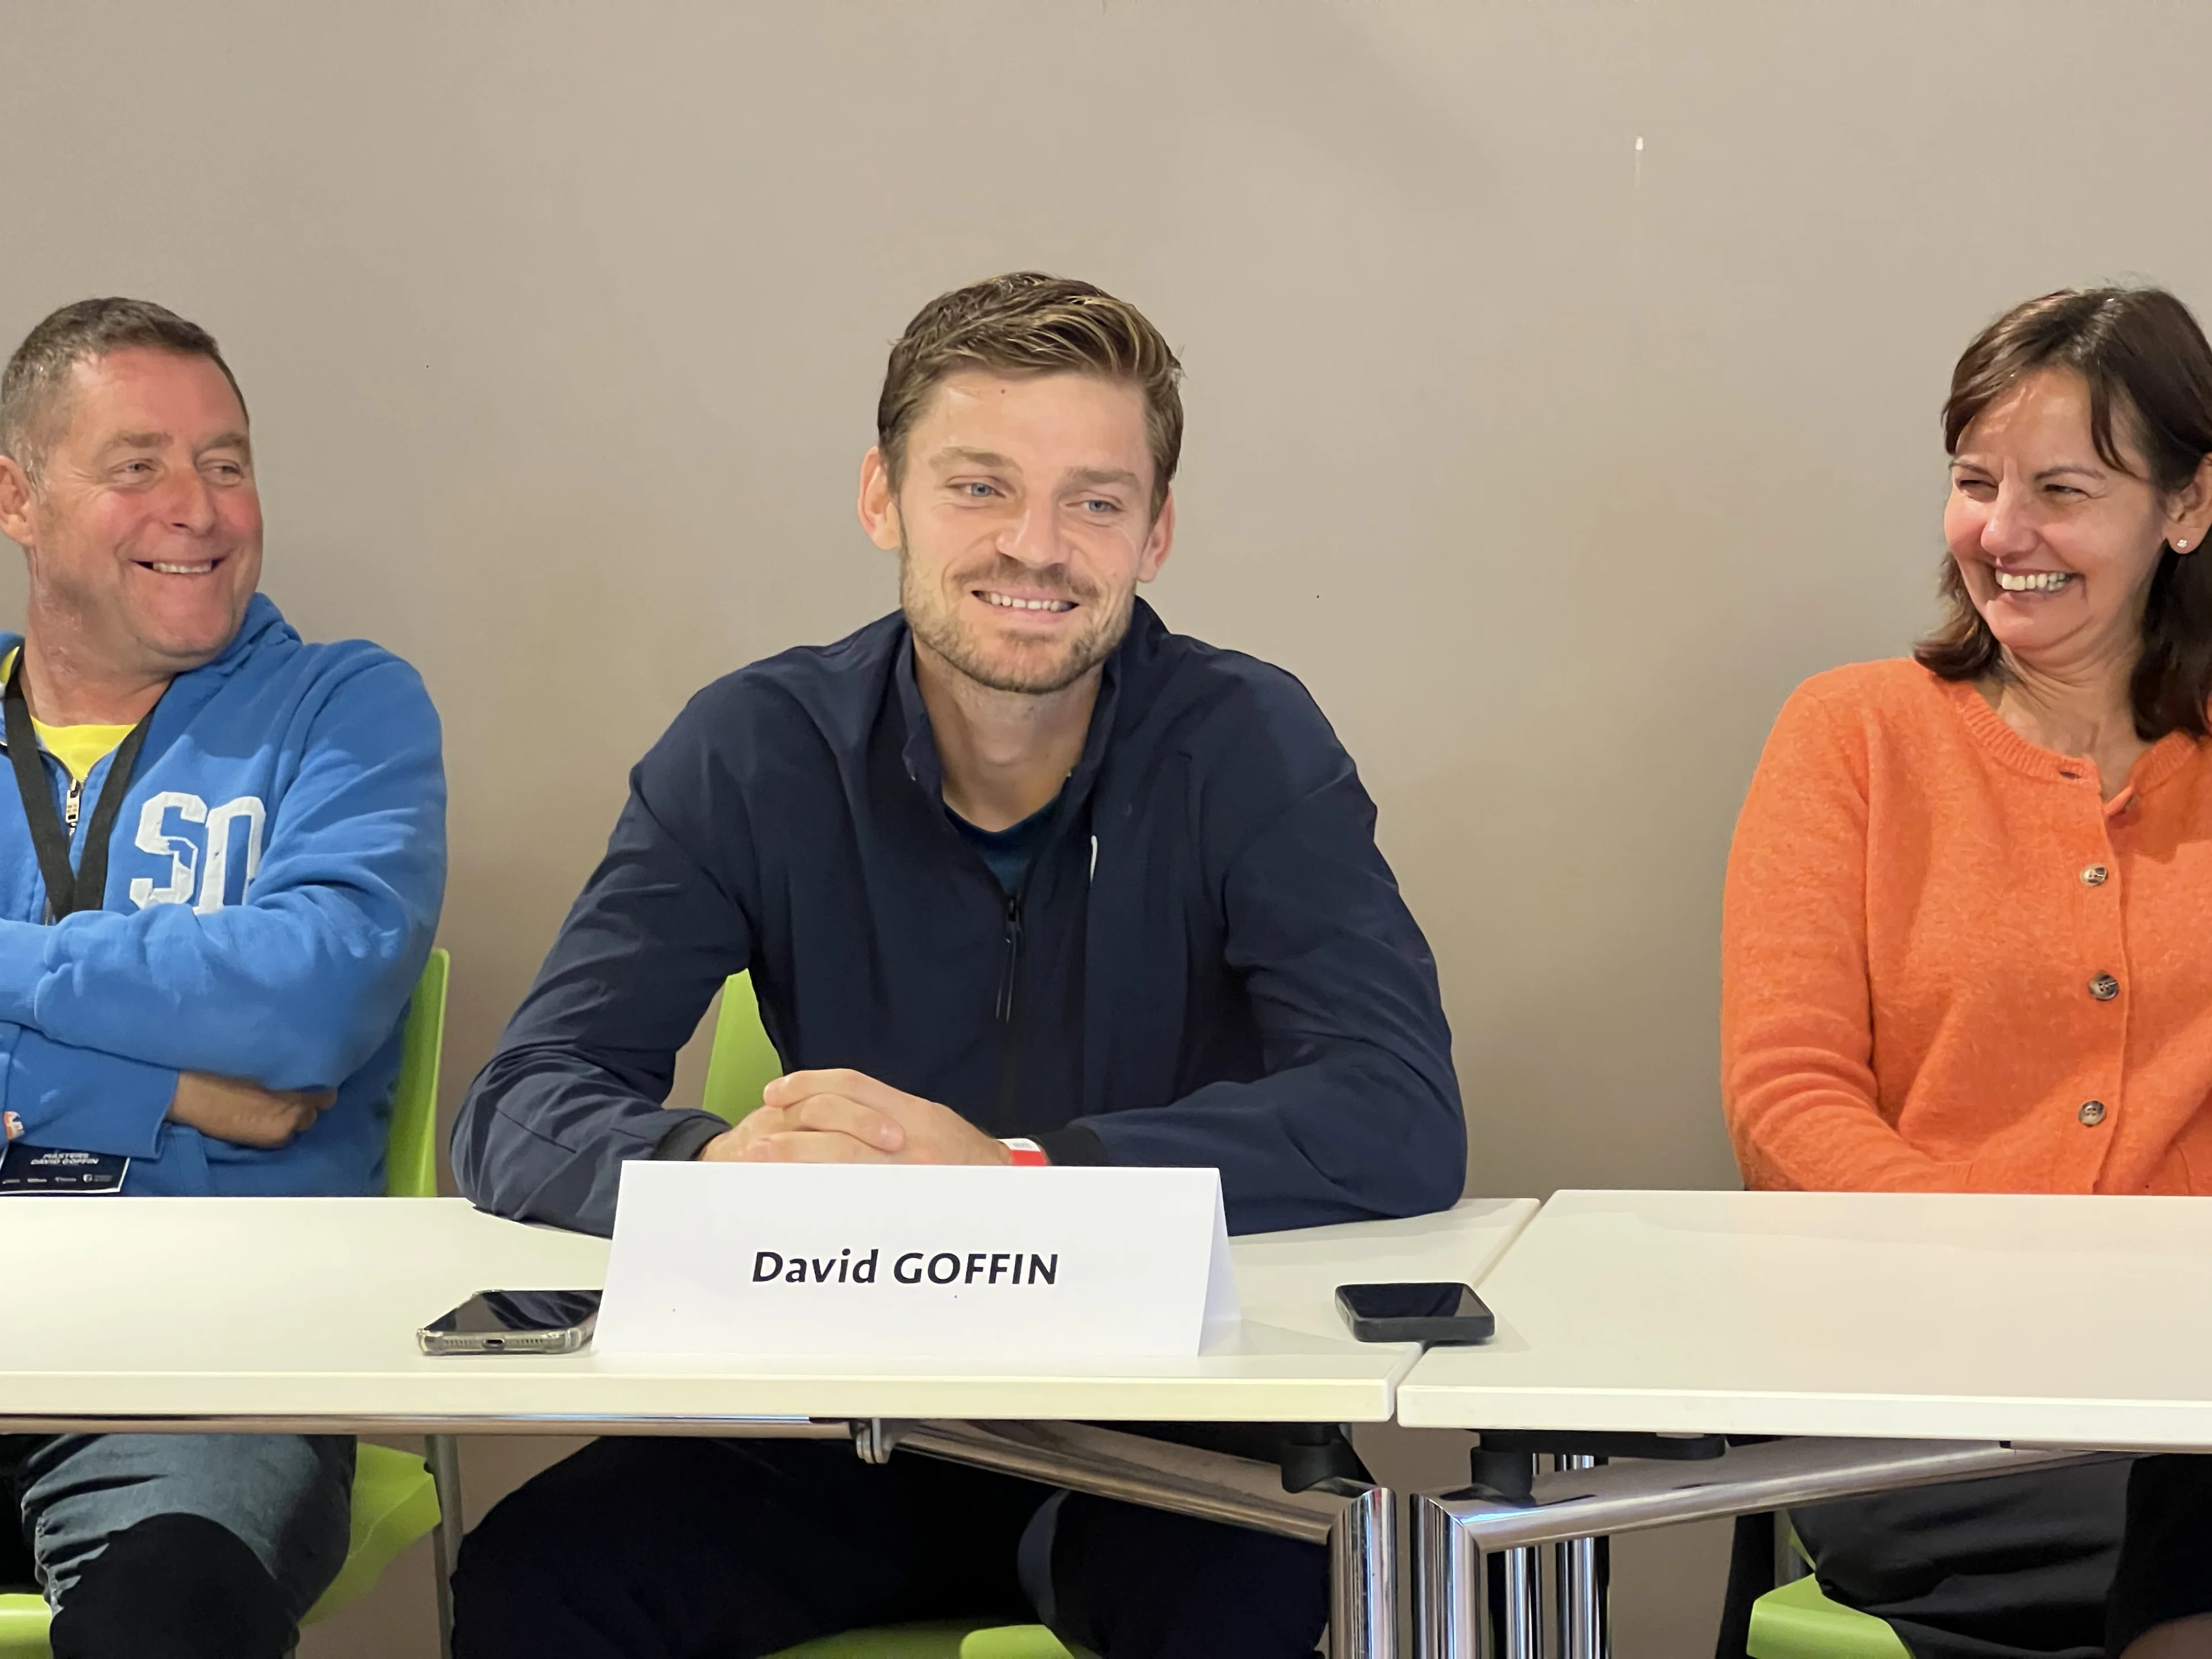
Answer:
[{"left": 2180, "top": 538, "right": 2193, "bottom": 551}]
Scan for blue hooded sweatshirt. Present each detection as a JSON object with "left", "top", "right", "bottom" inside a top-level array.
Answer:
[{"left": 0, "top": 594, "right": 446, "bottom": 1195}]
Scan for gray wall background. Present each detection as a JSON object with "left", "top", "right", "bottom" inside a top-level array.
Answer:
[{"left": 7, "top": 2, "right": 2209, "bottom": 1650}]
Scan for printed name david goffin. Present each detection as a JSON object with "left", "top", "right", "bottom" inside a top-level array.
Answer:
[{"left": 751, "top": 1248, "right": 1059, "bottom": 1287}]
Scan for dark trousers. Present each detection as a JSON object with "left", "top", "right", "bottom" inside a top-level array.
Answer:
[
  {"left": 2109, "top": 1456, "right": 2212, "bottom": 1655},
  {"left": 1715, "top": 1459, "right": 2212, "bottom": 1659},
  {"left": 451, "top": 1435, "right": 1328, "bottom": 1659},
  {"left": 1790, "top": 1463, "right": 2129, "bottom": 1659}
]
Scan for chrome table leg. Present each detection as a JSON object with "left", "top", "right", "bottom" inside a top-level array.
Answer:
[
  {"left": 1414, "top": 1491, "right": 1482, "bottom": 1659},
  {"left": 1554, "top": 1454, "right": 1607, "bottom": 1659},
  {"left": 1415, "top": 1438, "right": 2115, "bottom": 1659},
  {"left": 1499, "top": 1544, "right": 1543, "bottom": 1659},
  {"left": 426, "top": 1431, "right": 465, "bottom": 1659},
  {"left": 1331, "top": 1483, "right": 1397, "bottom": 1659}
]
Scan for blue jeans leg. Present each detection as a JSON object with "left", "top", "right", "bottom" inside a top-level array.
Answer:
[{"left": 20, "top": 1433, "right": 354, "bottom": 1623}]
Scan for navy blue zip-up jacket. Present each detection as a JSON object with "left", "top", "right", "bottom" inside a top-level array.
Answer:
[{"left": 452, "top": 601, "right": 1464, "bottom": 1237}]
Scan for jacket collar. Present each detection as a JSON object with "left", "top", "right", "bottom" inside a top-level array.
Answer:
[
  {"left": 0, "top": 593, "right": 291, "bottom": 751},
  {"left": 0, "top": 592, "right": 289, "bottom": 696},
  {"left": 202, "top": 591, "right": 290, "bottom": 677}
]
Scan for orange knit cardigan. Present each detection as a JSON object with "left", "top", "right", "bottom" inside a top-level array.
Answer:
[{"left": 1721, "top": 660, "right": 2212, "bottom": 1194}]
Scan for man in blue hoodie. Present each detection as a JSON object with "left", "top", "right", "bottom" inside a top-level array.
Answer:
[
  {"left": 0, "top": 298, "right": 446, "bottom": 1659},
  {"left": 451, "top": 275, "right": 1464, "bottom": 1658}
]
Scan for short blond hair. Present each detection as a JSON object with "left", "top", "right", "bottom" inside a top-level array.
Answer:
[{"left": 876, "top": 273, "right": 1183, "bottom": 518}]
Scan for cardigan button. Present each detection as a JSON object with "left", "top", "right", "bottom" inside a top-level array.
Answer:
[
  {"left": 2089, "top": 974, "right": 2120, "bottom": 1001},
  {"left": 2080, "top": 1100, "right": 2108, "bottom": 1127},
  {"left": 2082, "top": 865, "right": 2109, "bottom": 886}
]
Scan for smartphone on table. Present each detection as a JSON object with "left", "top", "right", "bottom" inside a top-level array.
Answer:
[
  {"left": 1334, "top": 1281, "right": 1495, "bottom": 1346},
  {"left": 418, "top": 1289, "right": 603, "bottom": 1355}
]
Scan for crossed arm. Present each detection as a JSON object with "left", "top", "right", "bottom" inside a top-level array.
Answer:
[{"left": 0, "top": 660, "right": 446, "bottom": 1157}]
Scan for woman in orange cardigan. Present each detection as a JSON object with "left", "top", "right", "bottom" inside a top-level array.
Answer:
[{"left": 1725, "top": 287, "right": 2212, "bottom": 1659}]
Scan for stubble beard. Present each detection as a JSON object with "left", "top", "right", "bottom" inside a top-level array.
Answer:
[
  {"left": 899, "top": 544, "right": 1134, "bottom": 697},
  {"left": 26, "top": 554, "right": 234, "bottom": 688}
]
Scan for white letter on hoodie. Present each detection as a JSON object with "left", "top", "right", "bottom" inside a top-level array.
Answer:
[
  {"left": 195, "top": 797, "right": 266, "bottom": 914},
  {"left": 128, "top": 792, "right": 206, "bottom": 908}
]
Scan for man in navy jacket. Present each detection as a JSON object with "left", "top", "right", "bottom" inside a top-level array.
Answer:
[{"left": 451, "top": 273, "right": 1463, "bottom": 1659}]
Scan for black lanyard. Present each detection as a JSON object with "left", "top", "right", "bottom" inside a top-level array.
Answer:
[{"left": 2, "top": 654, "right": 158, "bottom": 923}]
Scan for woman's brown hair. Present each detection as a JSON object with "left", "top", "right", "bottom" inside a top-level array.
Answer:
[{"left": 1917, "top": 285, "right": 2212, "bottom": 740}]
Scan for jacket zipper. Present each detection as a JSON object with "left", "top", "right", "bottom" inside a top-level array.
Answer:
[
  {"left": 62, "top": 775, "right": 84, "bottom": 834},
  {"left": 993, "top": 891, "right": 1023, "bottom": 1024},
  {"left": 993, "top": 887, "right": 1026, "bottom": 1117}
]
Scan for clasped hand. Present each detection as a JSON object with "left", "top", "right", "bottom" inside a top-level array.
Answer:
[{"left": 700, "top": 1069, "right": 1011, "bottom": 1166}]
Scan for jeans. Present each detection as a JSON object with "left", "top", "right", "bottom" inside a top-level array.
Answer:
[{"left": 0, "top": 1432, "right": 354, "bottom": 1658}]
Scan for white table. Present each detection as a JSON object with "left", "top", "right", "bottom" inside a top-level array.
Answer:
[
  {"left": 0, "top": 1192, "right": 1537, "bottom": 1659},
  {"left": 0, "top": 1194, "right": 1533, "bottom": 1426},
  {"left": 1399, "top": 1190, "right": 2212, "bottom": 1659}
]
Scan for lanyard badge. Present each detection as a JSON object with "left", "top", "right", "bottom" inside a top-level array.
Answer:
[{"left": 1, "top": 654, "right": 158, "bottom": 923}]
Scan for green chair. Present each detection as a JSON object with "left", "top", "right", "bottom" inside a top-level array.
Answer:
[
  {"left": 956, "top": 1632, "right": 1085, "bottom": 1659},
  {"left": 776, "top": 1623, "right": 1080, "bottom": 1658},
  {"left": 697, "top": 976, "right": 1092, "bottom": 1659},
  {"left": 701, "top": 968, "right": 785, "bottom": 1124},
  {"left": 382, "top": 943, "right": 450, "bottom": 1202},
  {"left": 0, "top": 947, "right": 454, "bottom": 1657},
  {"left": 1746, "top": 1520, "right": 1911, "bottom": 1659}
]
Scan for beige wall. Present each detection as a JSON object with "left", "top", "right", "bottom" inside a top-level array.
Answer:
[{"left": 9, "top": 2, "right": 2212, "bottom": 1651}]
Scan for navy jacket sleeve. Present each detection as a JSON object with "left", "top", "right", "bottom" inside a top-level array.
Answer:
[
  {"left": 451, "top": 700, "right": 755, "bottom": 1235},
  {"left": 1065, "top": 680, "right": 1467, "bottom": 1232}
]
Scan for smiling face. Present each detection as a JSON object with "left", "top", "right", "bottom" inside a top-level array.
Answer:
[
  {"left": 859, "top": 369, "right": 1174, "bottom": 696},
  {"left": 1943, "top": 368, "right": 2212, "bottom": 678},
  {"left": 0, "top": 347, "right": 262, "bottom": 682}
]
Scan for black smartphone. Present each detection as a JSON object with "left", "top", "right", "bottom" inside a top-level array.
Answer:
[
  {"left": 418, "top": 1289, "right": 603, "bottom": 1355},
  {"left": 1334, "top": 1281, "right": 1495, "bottom": 1346}
]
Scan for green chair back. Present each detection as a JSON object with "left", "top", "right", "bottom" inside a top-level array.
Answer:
[
  {"left": 1747, "top": 1572, "right": 1911, "bottom": 1659},
  {"left": 301, "top": 1444, "right": 444, "bottom": 1624},
  {"left": 384, "top": 946, "right": 450, "bottom": 1198},
  {"left": 0, "top": 1599, "right": 49, "bottom": 1653},
  {"left": 771, "top": 1621, "right": 1083, "bottom": 1658},
  {"left": 1746, "top": 1522, "right": 1910, "bottom": 1659},
  {"left": 961, "top": 1630, "right": 1086, "bottom": 1659},
  {"left": 0, "top": 948, "right": 456, "bottom": 1655},
  {"left": 700, "top": 969, "right": 782, "bottom": 1124}
]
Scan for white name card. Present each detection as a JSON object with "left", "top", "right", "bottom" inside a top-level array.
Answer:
[{"left": 593, "top": 1162, "right": 1239, "bottom": 1360}]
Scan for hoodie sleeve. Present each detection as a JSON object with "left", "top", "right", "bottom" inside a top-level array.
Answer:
[
  {"left": 0, "top": 656, "right": 446, "bottom": 1092},
  {"left": 1052, "top": 679, "right": 1468, "bottom": 1232},
  {"left": 0, "top": 1024, "right": 176, "bottom": 1158},
  {"left": 450, "top": 695, "right": 756, "bottom": 1236}
]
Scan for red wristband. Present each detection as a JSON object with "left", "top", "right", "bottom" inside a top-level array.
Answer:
[{"left": 1001, "top": 1138, "right": 1048, "bottom": 1167}]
